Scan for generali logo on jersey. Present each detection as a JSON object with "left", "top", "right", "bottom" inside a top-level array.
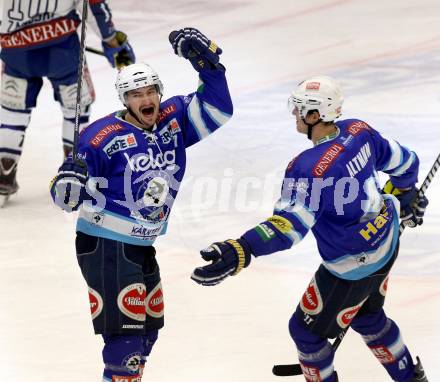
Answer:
[
  {"left": 312, "top": 143, "right": 345, "bottom": 177},
  {"left": 157, "top": 104, "right": 177, "bottom": 124},
  {"left": 90, "top": 124, "right": 124, "bottom": 147},
  {"left": 347, "top": 121, "right": 371, "bottom": 136},
  {"left": 1, "top": 17, "right": 79, "bottom": 49}
]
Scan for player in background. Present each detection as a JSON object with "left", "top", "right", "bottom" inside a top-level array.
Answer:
[
  {"left": 191, "top": 76, "right": 429, "bottom": 381},
  {"left": 0, "top": 0, "right": 135, "bottom": 203},
  {"left": 50, "top": 28, "right": 232, "bottom": 381}
]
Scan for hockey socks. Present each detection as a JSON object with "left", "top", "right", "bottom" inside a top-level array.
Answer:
[
  {"left": 351, "top": 309, "right": 415, "bottom": 381},
  {"left": 102, "top": 331, "right": 158, "bottom": 382},
  {"left": 289, "top": 313, "right": 337, "bottom": 382}
]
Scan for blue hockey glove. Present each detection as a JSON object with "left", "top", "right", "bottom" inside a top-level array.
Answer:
[
  {"left": 102, "top": 31, "right": 135, "bottom": 69},
  {"left": 169, "top": 28, "right": 222, "bottom": 72},
  {"left": 382, "top": 180, "right": 429, "bottom": 227},
  {"left": 50, "top": 158, "right": 88, "bottom": 212},
  {"left": 191, "top": 238, "right": 252, "bottom": 286}
]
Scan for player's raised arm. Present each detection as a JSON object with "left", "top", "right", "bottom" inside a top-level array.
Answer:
[{"left": 169, "top": 27, "right": 233, "bottom": 148}]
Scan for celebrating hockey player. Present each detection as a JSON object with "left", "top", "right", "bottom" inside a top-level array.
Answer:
[
  {"left": 50, "top": 28, "right": 232, "bottom": 381},
  {"left": 0, "top": 0, "right": 135, "bottom": 204},
  {"left": 191, "top": 76, "right": 429, "bottom": 381}
]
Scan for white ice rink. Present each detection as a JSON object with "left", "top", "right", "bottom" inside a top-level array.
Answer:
[{"left": 1, "top": 0, "right": 439, "bottom": 380}]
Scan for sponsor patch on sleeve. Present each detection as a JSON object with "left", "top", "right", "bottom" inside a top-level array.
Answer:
[
  {"left": 267, "top": 215, "right": 293, "bottom": 234},
  {"left": 255, "top": 223, "right": 276, "bottom": 242}
]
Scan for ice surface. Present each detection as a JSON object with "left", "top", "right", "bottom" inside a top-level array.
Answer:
[{"left": 1, "top": 0, "right": 439, "bottom": 380}]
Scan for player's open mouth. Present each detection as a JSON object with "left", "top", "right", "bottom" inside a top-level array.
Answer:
[{"left": 141, "top": 106, "right": 155, "bottom": 117}]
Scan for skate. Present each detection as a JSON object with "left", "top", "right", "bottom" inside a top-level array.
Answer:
[
  {"left": 0, "top": 158, "right": 19, "bottom": 207},
  {"left": 410, "top": 356, "right": 428, "bottom": 381}
]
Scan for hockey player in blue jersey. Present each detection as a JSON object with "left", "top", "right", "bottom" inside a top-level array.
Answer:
[
  {"left": 50, "top": 28, "right": 232, "bottom": 381},
  {"left": 191, "top": 76, "right": 429, "bottom": 381},
  {"left": 0, "top": 0, "right": 135, "bottom": 204}
]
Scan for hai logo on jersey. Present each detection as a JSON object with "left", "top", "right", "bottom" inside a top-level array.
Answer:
[{"left": 103, "top": 133, "right": 138, "bottom": 158}]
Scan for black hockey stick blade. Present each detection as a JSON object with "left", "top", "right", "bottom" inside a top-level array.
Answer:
[
  {"left": 85, "top": 46, "right": 104, "bottom": 56},
  {"left": 272, "top": 363, "right": 303, "bottom": 376},
  {"left": 272, "top": 328, "right": 348, "bottom": 377}
]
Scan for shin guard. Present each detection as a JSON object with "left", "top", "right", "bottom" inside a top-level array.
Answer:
[
  {"left": 351, "top": 309, "right": 415, "bottom": 381},
  {"left": 289, "top": 313, "right": 337, "bottom": 382},
  {"left": 102, "top": 335, "right": 143, "bottom": 382}
]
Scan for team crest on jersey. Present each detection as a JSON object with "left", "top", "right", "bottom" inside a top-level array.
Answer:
[
  {"left": 379, "top": 276, "right": 389, "bottom": 297},
  {"left": 146, "top": 282, "right": 164, "bottom": 318},
  {"left": 336, "top": 297, "right": 367, "bottom": 329},
  {"left": 88, "top": 288, "right": 103, "bottom": 320},
  {"left": 347, "top": 121, "right": 371, "bottom": 136},
  {"left": 117, "top": 283, "right": 147, "bottom": 321},
  {"left": 312, "top": 143, "right": 344, "bottom": 177},
  {"left": 300, "top": 277, "right": 323, "bottom": 315}
]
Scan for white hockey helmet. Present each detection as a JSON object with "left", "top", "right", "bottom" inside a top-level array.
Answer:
[
  {"left": 287, "top": 76, "right": 343, "bottom": 122},
  {"left": 115, "top": 63, "right": 164, "bottom": 105}
]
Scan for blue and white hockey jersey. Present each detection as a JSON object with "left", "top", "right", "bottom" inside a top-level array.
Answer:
[
  {"left": 75, "top": 69, "right": 232, "bottom": 246},
  {"left": 242, "top": 119, "right": 419, "bottom": 280},
  {"left": 0, "top": 0, "right": 115, "bottom": 50}
]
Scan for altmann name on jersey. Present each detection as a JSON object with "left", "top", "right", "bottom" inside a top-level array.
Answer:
[
  {"left": 103, "top": 133, "right": 138, "bottom": 158},
  {"left": 124, "top": 148, "right": 176, "bottom": 172},
  {"left": 346, "top": 142, "right": 372, "bottom": 177}
]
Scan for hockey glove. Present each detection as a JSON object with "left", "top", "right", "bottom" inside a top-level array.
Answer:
[
  {"left": 102, "top": 31, "right": 135, "bottom": 69},
  {"left": 191, "top": 238, "right": 252, "bottom": 286},
  {"left": 382, "top": 180, "right": 429, "bottom": 227},
  {"left": 169, "top": 27, "right": 222, "bottom": 72},
  {"left": 50, "top": 158, "right": 88, "bottom": 212}
]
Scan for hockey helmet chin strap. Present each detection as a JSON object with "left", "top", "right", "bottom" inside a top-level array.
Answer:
[{"left": 303, "top": 118, "right": 322, "bottom": 140}]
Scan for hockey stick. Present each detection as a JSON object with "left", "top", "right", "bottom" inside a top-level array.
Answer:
[
  {"left": 85, "top": 46, "right": 104, "bottom": 56},
  {"left": 272, "top": 153, "right": 440, "bottom": 377},
  {"left": 72, "top": 0, "right": 89, "bottom": 160}
]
